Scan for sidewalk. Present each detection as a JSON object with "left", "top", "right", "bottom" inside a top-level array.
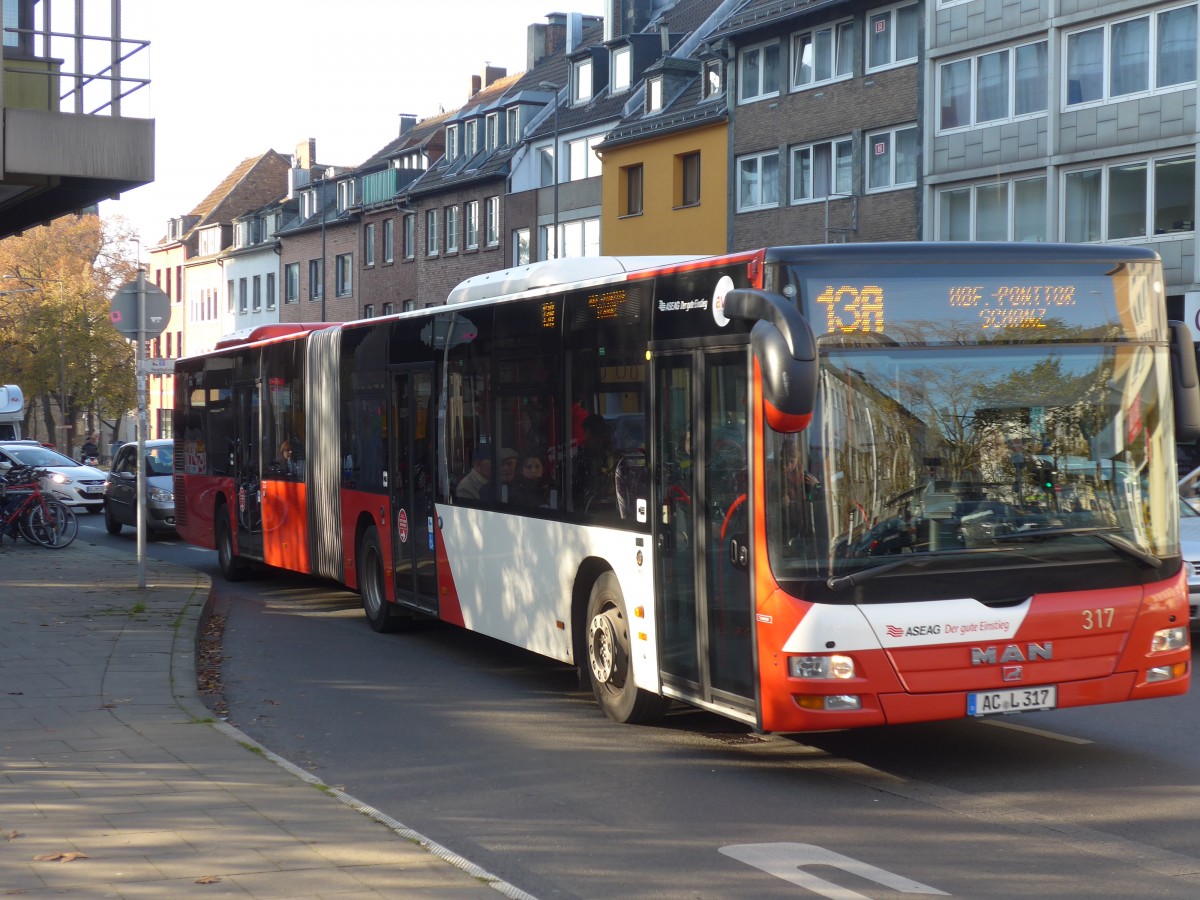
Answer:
[{"left": 0, "top": 537, "right": 527, "bottom": 899}]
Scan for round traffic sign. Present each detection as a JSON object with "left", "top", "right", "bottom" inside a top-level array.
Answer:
[{"left": 110, "top": 280, "right": 171, "bottom": 339}]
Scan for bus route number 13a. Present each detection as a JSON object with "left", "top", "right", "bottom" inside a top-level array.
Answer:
[{"left": 815, "top": 285, "right": 885, "bottom": 335}]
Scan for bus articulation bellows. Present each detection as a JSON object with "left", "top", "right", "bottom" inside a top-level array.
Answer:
[{"left": 175, "top": 243, "right": 1198, "bottom": 732}]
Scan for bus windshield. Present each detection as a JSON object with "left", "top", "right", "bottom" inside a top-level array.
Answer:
[{"left": 765, "top": 342, "right": 1176, "bottom": 584}]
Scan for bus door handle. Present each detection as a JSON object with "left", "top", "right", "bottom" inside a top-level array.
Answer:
[{"left": 728, "top": 537, "right": 749, "bottom": 569}]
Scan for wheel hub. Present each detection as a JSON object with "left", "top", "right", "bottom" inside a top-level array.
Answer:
[{"left": 589, "top": 608, "right": 627, "bottom": 687}]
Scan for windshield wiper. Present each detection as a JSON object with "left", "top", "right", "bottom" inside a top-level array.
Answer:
[
  {"left": 989, "top": 526, "right": 1162, "bottom": 568},
  {"left": 826, "top": 546, "right": 1026, "bottom": 592}
]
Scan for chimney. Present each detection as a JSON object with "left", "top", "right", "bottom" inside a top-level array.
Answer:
[
  {"left": 483, "top": 65, "right": 507, "bottom": 88},
  {"left": 470, "top": 74, "right": 482, "bottom": 96},
  {"left": 660, "top": 23, "right": 670, "bottom": 53},
  {"left": 294, "top": 138, "right": 316, "bottom": 170},
  {"left": 528, "top": 14, "right": 567, "bottom": 69},
  {"left": 567, "top": 12, "right": 583, "bottom": 53},
  {"left": 398, "top": 114, "right": 417, "bottom": 136}
]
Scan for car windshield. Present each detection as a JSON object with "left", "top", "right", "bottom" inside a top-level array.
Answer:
[
  {"left": 3, "top": 445, "right": 78, "bottom": 468},
  {"left": 765, "top": 343, "right": 1176, "bottom": 585}
]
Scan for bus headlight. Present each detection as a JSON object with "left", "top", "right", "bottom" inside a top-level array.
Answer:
[
  {"left": 1150, "top": 627, "right": 1188, "bottom": 653},
  {"left": 788, "top": 654, "right": 855, "bottom": 679}
]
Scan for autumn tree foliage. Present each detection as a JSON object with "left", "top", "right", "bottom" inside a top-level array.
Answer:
[{"left": 0, "top": 214, "right": 140, "bottom": 449}]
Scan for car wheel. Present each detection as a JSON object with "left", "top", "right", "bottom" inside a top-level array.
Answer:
[{"left": 103, "top": 502, "right": 122, "bottom": 535}]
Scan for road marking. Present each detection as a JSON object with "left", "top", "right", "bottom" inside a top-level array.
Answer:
[
  {"left": 978, "top": 718, "right": 1093, "bottom": 744},
  {"left": 721, "top": 842, "right": 948, "bottom": 898}
]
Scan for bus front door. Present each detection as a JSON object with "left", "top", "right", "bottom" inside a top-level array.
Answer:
[
  {"left": 654, "top": 349, "right": 755, "bottom": 719},
  {"left": 233, "top": 381, "right": 263, "bottom": 561},
  {"left": 390, "top": 366, "right": 438, "bottom": 615}
]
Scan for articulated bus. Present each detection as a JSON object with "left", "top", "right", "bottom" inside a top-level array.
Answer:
[{"left": 175, "top": 243, "right": 1200, "bottom": 732}]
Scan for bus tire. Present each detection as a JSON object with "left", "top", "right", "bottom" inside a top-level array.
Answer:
[
  {"left": 585, "top": 572, "right": 668, "bottom": 725},
  {"left": 215, "top": 502, "right": 249, "bottom": 582},
  {"left": 359, "top": 525, "right": 402, "bottom": 633}
]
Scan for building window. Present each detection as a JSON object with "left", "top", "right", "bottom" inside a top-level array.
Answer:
[
  {"left": 266, "top": 272, "right": 276, "bottom": 310},
  {"left": 383, "top": 218, "right": 394, "bottom": 264},
  {"left": 567, "top": 136, "right": 602, "bottom": 181},
  {"left": 540, "top": 146, "right": 556, "bottom": 187},
  {"left": 507, "top": 107, "right": 520, "bottom": 146},
  {"left": 445, "top": 205, "right": 460, "bottom": 253},
  {"left": 238, "top": 278, "right": 248, "bottom": 314},
  {"left": 865, "top": 125, "right": 918, "bottom": 191},
  {"left": 364, "top": 223, "right": 376, "bottom": 267},
  {"left": 791, "top": 137, "right": 853, "bottom": 202},
  {"left": 337, "top": 179, "right": 355, "bottom": 212},
  {"left": 1063, "top": 155, "right": 1195, "bottom": 242},
  {"left": 703, "top": 59, "right": 723, "bottom": 98},
  {"left": 622, "top": 164, "right": 644, "bottom": 216},
  {"left": 403, "top": 214, "right": 416, "bottom": 260},
  {"left": 613, "top": 46, "right": 632, "bottom": 91},
  {"left": 1065, "top": 5, "right": 1196, "bottom": 107},
  {"left": 541, "top": 217, "right": 600, "bottom": 259},
  {"left": 308, "top": 260, "right": 323, "bottom": 300},
  {"left": 572, "top": 57, "right": 593, "bottom": 103},
  {"left": 364, "top": 304, "right": 375, "bottom": 318},
  {"left": 199, "top": 227, "right": 221, "bottom": 256},
  {"left": 383, "top": 302, "right": 396, "bottom": 315},
  {"left": 647, "top": 76, "right": 663, "bottom": 112},
  {"left": 736, "top": 150, "right": 780, "bottom": 211},
  {"left": 514, "top": 228, "right": 531, "bottom": 265},
  {"left": 677, "top": 152, "right": 701, "bottom": 207},
  {"left": 445, "top": 124, "right": 459, "bottom": 161},
  {"left": 226, "top": 280, "right": 234, "bottom": 313},
  {"left": 939, "top": 40, "right": 1048, "bottom": 131},
  {"left": 791, "top": 19, "right": 854, "bottom": 90},
  {"left": 485, "top": 112, "right": 499, "bottom": 151},
  {"left": 485, "top": 196, "right": 500, "bottom": 246},
  {"left": 285, "top": 263, "right": 299, "bottom": 303},
  {"left": 938, "top": 176, "right": 1047, "bottom": 242},
  {"left": 465, "top": 119, "right": 479, "bottom": 156},
  {"left": 335, "top": 253, "right": 353, "bottom": 297},
  {"left": 465, "top": 200, "right": 480, "bottom": 249},
  {"left": 426, "top": 209, "right": 439, "bottom": 256},
  {"left": 252, "top": 275, "right": 262, "bottom": 312},
  {"left": 866, "top": 2, "right": 918, "bottom": 72},
  {"left": 738, "top": 40, "right": 781, "bottom": 102},
  {"left": 300, "top": 189, "right": 317, "bottom": 220}
]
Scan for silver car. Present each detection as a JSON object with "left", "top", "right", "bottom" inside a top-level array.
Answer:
[
  {"left": 103, "top": 440, "right": 176, "bottom": 535},
  {"left": 0, "top": 441, "right": 108, "bottom": 512}
]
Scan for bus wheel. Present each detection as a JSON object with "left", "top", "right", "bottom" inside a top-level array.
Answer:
[
  {"left": 586, "top": 572, "right": 667, "bottom": 725},
  {"left": 359, "top": 525, "right": 401, "bottom": 633},
  {"left": 215, "top": 503, "right": 249, "bottom": 582}
]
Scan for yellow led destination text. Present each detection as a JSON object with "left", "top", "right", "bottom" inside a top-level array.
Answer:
[
  {"left": 815, "top": 284, "right": 885, "bottom": 334},
  {"left": 588, "top": 289, "right": 627, "bottom": 320},
  {"left": 948, "top": 284, "right": 1077, "bottom": 329}
]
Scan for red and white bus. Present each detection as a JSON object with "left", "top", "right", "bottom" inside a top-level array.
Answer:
[{"left": 175, "top": 243, "right": 1198, "bottom": 732}]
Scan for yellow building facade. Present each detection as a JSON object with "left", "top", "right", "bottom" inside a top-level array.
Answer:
[{"left": 599, "top": 121, "right": 728, "bottom": 257}]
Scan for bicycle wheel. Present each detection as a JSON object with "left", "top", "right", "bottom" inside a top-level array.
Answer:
[{"left": 25, "top": 499, "right": 78, "bottom": 549}]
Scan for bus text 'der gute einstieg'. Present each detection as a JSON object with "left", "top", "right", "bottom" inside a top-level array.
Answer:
[{"left": 174, "top": 243, "right": 1200, "bottom": 732}]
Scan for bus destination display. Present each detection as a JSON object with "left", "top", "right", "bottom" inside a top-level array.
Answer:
[{"left": 796, "top": 264, "right": 1133, "bottom": 345}]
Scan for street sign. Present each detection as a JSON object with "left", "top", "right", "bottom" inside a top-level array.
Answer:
[
  {"left": 139, "top": 358, "right": 175, "bottom": 375},
  {"left": 110, "top": 280, "right": 170, "bottom": 339}
]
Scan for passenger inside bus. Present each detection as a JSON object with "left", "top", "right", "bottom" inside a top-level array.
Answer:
[
  {"left": 457, "top": 446, "right": 493, "bottom": 501},
  {"left": 574, "top": 414, "right": 618, "bottom": 511},
  {"left": 511, "top": 454, "right": 550, "bottom": 508},
  {"left": 482, "top": 448, "right": 519, "bottom": 501}
]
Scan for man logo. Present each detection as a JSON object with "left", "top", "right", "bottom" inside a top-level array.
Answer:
[{"left": 971, "top": 643, "right": 1052, "bottom": 665}]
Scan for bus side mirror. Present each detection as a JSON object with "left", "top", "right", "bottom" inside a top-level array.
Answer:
[
  {"left": 1169, "top": 320, "right": 1200, "bottom": 442},
  {"left": 724, "top": 288, "right": 818, "bottom": 433}
]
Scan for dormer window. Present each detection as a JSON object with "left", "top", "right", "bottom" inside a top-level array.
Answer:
[
  {"left": 572, "top": 57, "right": 593, "bottom": 104},
  {"left": 300, "top": 188, "right": 317, "bottom": 220},
  {"left": 198, "top": 226, "right": 221, "bottom": 256},
  {"left": 703, "top": 59, "right": 723, "bottom": 98},
  {"left": 612, "top": 46, "right": 632, "bottom": 92},
  {"left": 337, "top": 179, "right": 355, "bottom": 212},
  {"left": 465, "top": 119, "right": 479, "bottom": 156},
  {"left": 445, "top": 124, "right": 459, "bottom": 161},
  {"left": 485, "top": 112, "right": 499, "bottom": 151},
  {"left": 647, "top": 76, "right": 664, "bottom": 112},
  {"left": 506, "top": 107, "right": 520, "bottom": 146}
]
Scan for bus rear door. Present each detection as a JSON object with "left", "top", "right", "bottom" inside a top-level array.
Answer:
[{"left": 654, "top": 346, "right": 756, "bottom": 721}]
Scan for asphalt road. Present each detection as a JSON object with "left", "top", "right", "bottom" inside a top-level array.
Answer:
[{"left": 82, "top": 516, "right": 1200, "bottom": 899}]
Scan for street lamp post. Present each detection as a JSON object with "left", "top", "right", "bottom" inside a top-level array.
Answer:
[{"left": 538, "top": 81, "right": 561, "bottom": 260}]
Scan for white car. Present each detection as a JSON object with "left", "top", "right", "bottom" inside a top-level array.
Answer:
[
  {"left": 0, "top": 441, "right": 108, "bottom": 513},
  {"left": 1179, "top": 465, "right": 1200, "bottom": 630}
]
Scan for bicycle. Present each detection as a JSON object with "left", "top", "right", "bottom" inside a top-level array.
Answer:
[{"left": 0, "top": 465, "right": 79, "bottom": 549}]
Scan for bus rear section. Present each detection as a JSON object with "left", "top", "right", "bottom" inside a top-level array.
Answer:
[{"left": 743, "top": 243, "right": 1193, "bottom": 733}]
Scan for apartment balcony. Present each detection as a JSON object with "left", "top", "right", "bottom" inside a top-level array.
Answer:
[{"left": 1, "top": 0, "right": 153, "bottom": 237}]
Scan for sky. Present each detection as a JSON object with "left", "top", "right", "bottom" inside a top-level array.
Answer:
[{"left": 99, "top": 0, "right": 606, "bottom": 251}]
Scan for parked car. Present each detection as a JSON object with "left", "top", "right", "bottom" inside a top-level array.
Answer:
[
  {"left": 0, "top": 441, "right": 108, "bottom": 513},
  {"left": 103, "top": 439, "right": 176, "bottom": 535}
]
